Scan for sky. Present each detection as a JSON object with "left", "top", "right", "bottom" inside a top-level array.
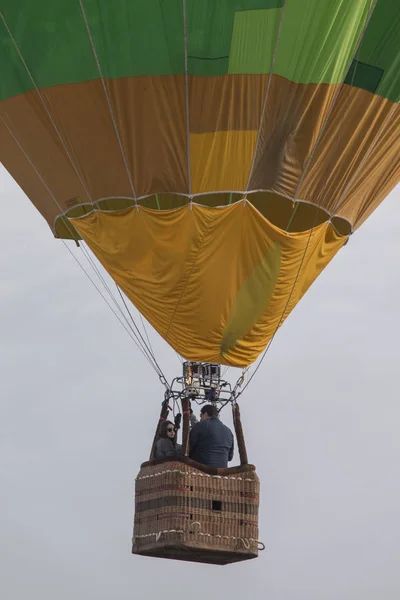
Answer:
[{"left": 1, "top": 165, "right": 399, "bottom": 600}]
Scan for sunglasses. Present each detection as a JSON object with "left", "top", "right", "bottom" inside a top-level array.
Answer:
[{"left": 167, "top": 427, "right": 176, "bottom": 432}]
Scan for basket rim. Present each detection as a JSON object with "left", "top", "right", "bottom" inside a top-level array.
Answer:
[{"left": 140, "top": 456, "right": 256, "bottom": 476}]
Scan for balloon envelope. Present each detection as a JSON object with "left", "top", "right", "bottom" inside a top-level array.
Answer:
[{"left": 1, "top": 0, "right": 399, "bottom": 365}]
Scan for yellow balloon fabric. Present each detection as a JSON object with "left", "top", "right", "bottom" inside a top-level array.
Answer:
[{"left": 71, "top": 202, "right": 345, "bottom": 366}]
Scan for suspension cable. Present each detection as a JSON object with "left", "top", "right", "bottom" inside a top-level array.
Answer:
[
  {"left": 63, "top": 240, "right": 171, "bottom": 389},
  {"left": 115, "top": 284, "right": 169, "bottom": 385},
  {"left": 61, "top": 240, "right": 167, "bottom": 374},
  {"left": 138, "top": 312, "right": 155, "bottom": 360},
  {"left": 77, "top": 243, "right": 164, "bottom": 374}
]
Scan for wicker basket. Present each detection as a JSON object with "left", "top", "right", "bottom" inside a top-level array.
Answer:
[{"left": 132, "top": 457, "right": 260, "bottom": 565}]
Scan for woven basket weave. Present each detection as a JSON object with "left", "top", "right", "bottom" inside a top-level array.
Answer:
[{"left": 132, "top": 457, "right": 260, "bottom": 565}]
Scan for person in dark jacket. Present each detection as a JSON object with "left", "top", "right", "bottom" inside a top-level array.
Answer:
[
  {"left": 155, "top": 420, "right": 181, "bottom": 458},
  {"left": 155, "top": 413, "right": 198, "bottom": 459},
  {"left": 189, "top": 404, "right": 234, "bottom": 468}
]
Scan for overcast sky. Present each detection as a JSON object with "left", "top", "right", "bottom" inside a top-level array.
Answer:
[{"left": 1, "top": 165, "right": 399, "bottom": 600}]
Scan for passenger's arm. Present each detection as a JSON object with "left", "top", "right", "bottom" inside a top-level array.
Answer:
[
  {"left": 157, "top": 439, "right": 177, "bottom": 458},
  {"left": 156, "top": 440, "right": 166, "bottom": 458},
  {"left": 189, "top": 412, "right": 198, "bottom": 427},
  {"left": 189, "top": 423, "right": 200, "bottom": 456},
  {"left": 165, "top": 444, "right": 179, "bottom": 457},
  {"left": 228, "top": 433, "right": 234, "bottom": 462}
]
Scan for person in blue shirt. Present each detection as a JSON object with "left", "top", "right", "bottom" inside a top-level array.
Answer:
[{"left": 189, "top": 404, "right": 234, "bottom": 468}]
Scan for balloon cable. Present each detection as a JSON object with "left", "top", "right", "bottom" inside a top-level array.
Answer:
[
  {"left": 79, "top": 243, "right": 161, "bottom": 371},
  {"left": 61, "top": 240, "right": 166, "bottom": 379},
  {"left": 115, "top": 284, "right": 170, "bottom": 386}
]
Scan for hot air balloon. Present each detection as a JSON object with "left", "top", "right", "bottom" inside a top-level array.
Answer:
[{"left": 1, "top": 0, "right": 399, "bottom": 564}]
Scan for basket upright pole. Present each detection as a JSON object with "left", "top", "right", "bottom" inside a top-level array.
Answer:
[{"left": 233, "top": 401, "right": 248, "bottom": 465}]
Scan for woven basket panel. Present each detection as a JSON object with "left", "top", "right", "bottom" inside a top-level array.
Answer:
[{"left": 133, "top": 461, "right": 260, "bottom": 558}]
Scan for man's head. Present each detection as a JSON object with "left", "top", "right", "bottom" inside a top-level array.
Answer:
[{"left": 200, "top": 404, "right": 218, "bottom": 420}]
